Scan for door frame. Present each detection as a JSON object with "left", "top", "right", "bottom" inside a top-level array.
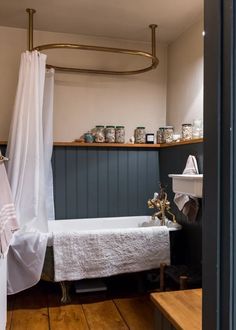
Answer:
[{"left": 203, "top": 0, "right": 235, "bottom": 329}]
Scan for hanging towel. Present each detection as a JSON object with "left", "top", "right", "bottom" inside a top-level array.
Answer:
[
  {"left": 0, "top": 158, "right": 19, "bottom": 255},
  {"left": 174, "top": 155, "right": 199, "bottom": 221}
]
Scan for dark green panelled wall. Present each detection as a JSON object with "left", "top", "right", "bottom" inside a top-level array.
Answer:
[{"left": 52, "top": 147, "right": 160, "bottom": 219}]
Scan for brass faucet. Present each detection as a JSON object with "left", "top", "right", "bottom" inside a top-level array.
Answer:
[{"left": 147, "top": 184, "right": 176, "bottom": 225}]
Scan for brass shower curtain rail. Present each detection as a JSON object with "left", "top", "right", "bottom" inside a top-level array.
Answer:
[{"left": 26, "top": 8, "right": 159, "bottom": 75}]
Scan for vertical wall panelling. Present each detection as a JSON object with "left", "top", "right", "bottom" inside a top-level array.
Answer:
[
  {"left": 97, "top": 148, "right": 109, "bottom": 217},
  {"left": 108, "top": 148, "right": 119, "bottom": 217},
  {"left": 65, "top": 147, "right": 77, "bottom": 219},
  {"left": 52, "top": 147, "right": 159, "bottom": 219},
  {"left": 76, "top": 149, "right": 88, "bottom": 218},
  {"left": 117, "top": 149, "right": 128, "bottom": 216},
  {"left": 127, "top": 150, "right": 138, "bottom": 215},
  {"left": 87, "top": 149, "right": 98, "bottom": 218},
  {"left": 137, "top": 150, "right": 147, "bottom": 213},
  {"left": 147, "top": 149, "right": 160, "bottom": 198},
  {"left": 53, "top": 147, "right": 66, "bottom": 219}
]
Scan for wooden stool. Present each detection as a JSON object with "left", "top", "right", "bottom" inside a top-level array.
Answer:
[{"left": 159, "top": 263, "right": 201, "bottom": 291}]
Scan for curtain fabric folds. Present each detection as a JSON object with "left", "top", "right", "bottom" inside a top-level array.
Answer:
[{"left": 6, "top": 51, "right": 55, "bottom": 294}]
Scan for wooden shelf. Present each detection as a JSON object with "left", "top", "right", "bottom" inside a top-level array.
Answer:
[
  {"left": 54, "top": 138, "right": 203, "bottom": 148},
  {"left": 0, "top": 138, "right": 203, "bottom": 149}
]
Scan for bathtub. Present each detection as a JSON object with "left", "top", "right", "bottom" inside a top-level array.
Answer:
[
  {"left": 42, "top": 215, "right": 182, "bottom": 302},
  {"left": 48, "top": 215, "right": 181, "bottom": 234}
]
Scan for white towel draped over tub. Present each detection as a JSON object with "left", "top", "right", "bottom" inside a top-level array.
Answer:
[
  {"left": 0, "top": 159, "right": 19, "bottom": 256},
  {"left": 53, "top": 226, "right": 170, "bottom": 282}
]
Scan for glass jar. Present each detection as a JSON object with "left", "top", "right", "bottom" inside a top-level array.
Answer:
[
  {"left": 105, "top": 126, "right": 115, "bottom": 143},
  {"left": 192, "top": 119, "right": 203, "bottom": 139},
  {"left": 182, "top": 124, "right": 193, "bottom": 140},
  {"left": 163, "top": 126, "right": 174, "bottom": 143},
  {"left": 95, "top": 125, "right": 105, "bottom": 143},
  {"left": 157, "top": 128, "right": 165, "bottom": 143},
  {"left": 135, "top": 127, "right": 146, "bottom": 144},
  {"left": 115, "top": 126, "right": 125, "bottom": 143}
]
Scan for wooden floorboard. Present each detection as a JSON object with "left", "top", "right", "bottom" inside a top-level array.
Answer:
[
  {"left": 82, "top": 300, "right": 129, "bottom": 330},
  {"left": 114, "top": 296, "right": 155, "bottom": 330},
  {"left": 48, "top": 291, "right": 89, "bottom": 330},
  {"left": 10, "top": 286, "right": 49, "bottom": 330},
  {"left": 7, "top": 282, "right": 156, "bottom": 330},
  {"left": 6, "top": 295, "right": 14, "bottom": 330}
]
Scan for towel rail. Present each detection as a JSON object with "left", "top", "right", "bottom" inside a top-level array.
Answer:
[{"left": 0, "top": 154, "right": 9, "bottom": 163}]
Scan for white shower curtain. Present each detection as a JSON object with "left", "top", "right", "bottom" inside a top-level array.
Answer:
[
  {"left": 43, "top": 68, "right": 55, "bottom": 221},
  {"left": 6, "top": 51, "right": 55, "bottom": 294}
]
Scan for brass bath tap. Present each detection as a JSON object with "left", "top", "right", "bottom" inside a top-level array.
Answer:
[{"left": 147, "top": 185, "right": 176, "bottom": 225}]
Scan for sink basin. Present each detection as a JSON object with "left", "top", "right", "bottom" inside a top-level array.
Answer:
[{"left": 168, "top": 174, "right": 203, "bottom": 198}]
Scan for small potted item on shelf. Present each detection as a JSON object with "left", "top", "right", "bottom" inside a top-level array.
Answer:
[
  {"left": 84, "top": 131, "right": 94, "bottom": 143},
  {"left": 129, "top": 136, "right": 135, "bottom": 144}
]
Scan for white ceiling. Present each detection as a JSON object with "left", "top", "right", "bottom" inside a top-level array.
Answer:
[{"left": 0, "top": 0, "right": 203, "bottom": 43}]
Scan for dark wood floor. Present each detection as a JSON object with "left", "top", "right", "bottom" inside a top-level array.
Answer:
[{"left": 7, "top": 281, "right": 156, "bottom": 330}]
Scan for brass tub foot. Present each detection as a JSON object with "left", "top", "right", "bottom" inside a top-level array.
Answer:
[{"left": 59, "top": 281, "right": 71, "bottom": 304}]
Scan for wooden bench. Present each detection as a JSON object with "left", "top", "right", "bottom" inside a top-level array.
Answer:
[{"left": 150, "top": 289, "right": 202, "bottom": 330}]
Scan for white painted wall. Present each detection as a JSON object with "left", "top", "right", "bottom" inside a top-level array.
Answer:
[
  {"left": 0, "top": 26, "right": 167, "bottom": 142},
  {"left": 166, "top": 19, "right": 203, "bottom": 134}
]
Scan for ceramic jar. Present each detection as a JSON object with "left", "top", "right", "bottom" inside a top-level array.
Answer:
[{"left": 84, "top": 132, "right": 94, "bottom": 143}]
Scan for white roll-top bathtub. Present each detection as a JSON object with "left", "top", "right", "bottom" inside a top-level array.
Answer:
[{"left": 48, "top": 215, "right": 181, "bottom": 234}]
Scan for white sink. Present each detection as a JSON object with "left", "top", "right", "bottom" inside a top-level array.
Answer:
[{"left": 168, "top": 174, "right": 203, "bottom": 198}]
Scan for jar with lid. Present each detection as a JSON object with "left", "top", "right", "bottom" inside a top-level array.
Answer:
[
  {"left": 135, "top": 127, "right": 146, "bottom": 144},
  {"left": 163, "top": 126, "right": 174, "bottom": 143},
  {"left": 182, "top": 124, "right": 193, "bottom": 140},
  {"left": 105, "top": 126, "right": 115, "bottom": 143},
  {"left": 192, "top": 119, "right": 203, "bottom": 139},
  {"left": 157, "top": 128, "right": 165, "bottom": 143},
  {"left": 95, "top": 125, "right": 105, "bottom": 143},
  {"left": 115, "top": 126, "right": 125, "bottom": 143}
]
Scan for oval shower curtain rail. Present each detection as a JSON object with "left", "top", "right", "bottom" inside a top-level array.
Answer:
[{"left": 26, "top": 8, "right": 159, "bottom": 75}]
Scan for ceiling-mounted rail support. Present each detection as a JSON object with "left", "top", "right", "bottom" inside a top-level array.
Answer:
[
  {"left": 26, "top": 8, "right": 159, "bottom": 75},
  {"left": 26, "top": 8, "right": 36, "bottom": 51},
  {"left": 149, "top": 24, "right": 158, "bottom": 68}
]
